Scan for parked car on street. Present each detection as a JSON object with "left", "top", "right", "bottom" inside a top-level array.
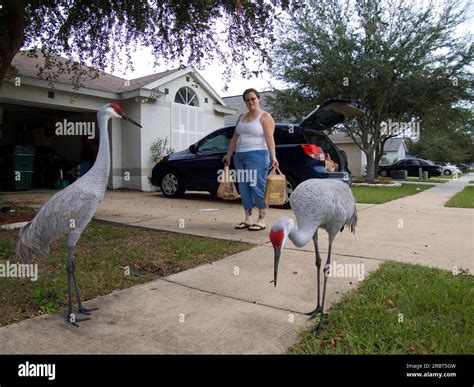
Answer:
[
  {"left": 151, "top": 99, "right": 363, "bottom": 207},
  {"left": 436, "top": 162, "right": 461, "bottom": 175},
  {"left": 455, "top": 163, "right": 470, "bottom": 173},
  {"left": 378, "top": 158, "right": 443, "bottom": 178}
]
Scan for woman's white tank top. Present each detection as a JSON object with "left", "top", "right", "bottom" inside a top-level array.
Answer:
[{"left": 235, "top": 111, "right": 268, "bottom": 153}]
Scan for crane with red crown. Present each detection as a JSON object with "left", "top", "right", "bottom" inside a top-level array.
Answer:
[
  {"left": 16, "top": 103, "right": 141, "bottom": 326},
  {"left": 269, "top": 178, "right": 357, "bottom": 331}
]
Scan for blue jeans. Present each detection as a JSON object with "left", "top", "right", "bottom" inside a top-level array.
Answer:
[{"left": 233, "top": 150, "right": 270, "bottom": 210}]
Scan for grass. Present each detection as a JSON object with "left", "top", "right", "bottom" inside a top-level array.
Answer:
[
  {"left": 445, "top": 186, "right": 474, "bottom": 208},
  {"left": 290, "top": 261, "right": 473, "bottom": 354},
  {"left": 468, "top": 180, "right": 474, "bottom": 184},
  {"left": 352, "top": 184, "right": 435, "bottom": 204},
  {"left": 0, "top": 221, "right": 253, "bottom": 326},
  {"left": 379, "top": 176, "right": 448, "bottom": 183}
]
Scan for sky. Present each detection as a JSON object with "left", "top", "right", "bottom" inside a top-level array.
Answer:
[{"left": 110, "top": 0, "right": 473, "bottom": 99}]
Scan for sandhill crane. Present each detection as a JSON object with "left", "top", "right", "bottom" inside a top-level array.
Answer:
[
  {"left": 269, "top": 178, "right": 357, "bottom": 331},
  {"left": 16, "top": 103, "right": 141, "bottom": 326}
]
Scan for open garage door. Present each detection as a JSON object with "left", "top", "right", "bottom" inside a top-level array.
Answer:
[
  {"left": 0, "top": 103, "right": 98, "bottom": 190},
  {"left": 170, "top": 102, "right": 204, "bottom": 152}
]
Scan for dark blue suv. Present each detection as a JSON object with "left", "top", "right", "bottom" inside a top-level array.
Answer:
[{"left": 151, "top": 99, "right": 362, "bottom": 207}]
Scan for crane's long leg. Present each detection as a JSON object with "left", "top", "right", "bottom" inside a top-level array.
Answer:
[
  {"left": 71, "top": 256, "right": 98, "bottom": 315},
  {"left": 66, "top": 246, "right": 96, "bottom": 326},
  {"left": 66, "top": 247, "right": 77, "bottom": 326},
  {"left": 316, "top": 240, "right": 333, "bottom": 332},
  {"left": 307, "top": 231, "right": 323, "bottom": 318}
]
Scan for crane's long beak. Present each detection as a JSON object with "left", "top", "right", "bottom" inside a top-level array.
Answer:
[
  {"left": 272, "top": 247, "right": 281, "bottom": 287},
  {"left": 121, "top": 113, "right": 142, "bottom": 128}
]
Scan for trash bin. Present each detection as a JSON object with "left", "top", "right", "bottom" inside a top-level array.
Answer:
[
  {"left": 390, "top": 170, "right": 407, "bottom": 179},
  {"left": 1, "top": 146, "right": 35, "bottom": 191}
]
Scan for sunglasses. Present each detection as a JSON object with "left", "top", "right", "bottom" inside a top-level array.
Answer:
[{"left": 244, "top": 97, "right": 258, "bottom": 102}]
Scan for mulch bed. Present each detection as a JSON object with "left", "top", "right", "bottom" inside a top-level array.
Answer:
[{"left": 0, "top": 207, "right": 36, "bottom": 225}]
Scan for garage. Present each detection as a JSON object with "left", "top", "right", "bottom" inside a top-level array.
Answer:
[{"left": 0, "top": 103, "right": 97, "bottom": 190}]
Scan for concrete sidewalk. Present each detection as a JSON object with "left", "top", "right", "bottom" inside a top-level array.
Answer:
[{"left": 0, "top": 174, "right": 472, "bottom": 353}]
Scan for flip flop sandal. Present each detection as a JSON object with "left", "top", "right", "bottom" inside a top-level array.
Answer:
[
  {"left": 235, "top": 222, "right": 252, "bottom": 229},
  {"left": 248, "top": 224, "right": 266, "bottom": 231}
]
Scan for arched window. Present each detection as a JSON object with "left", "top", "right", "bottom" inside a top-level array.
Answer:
[{"left": 174, "top": 87, "right": 199, "bottom": 107}]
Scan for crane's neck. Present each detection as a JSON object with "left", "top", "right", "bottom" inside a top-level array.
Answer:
[
  {"left": 88, "top": 112, "right": 111, "bottom": 189},
  {"left": 288, "top": 223, "right": 315, "bottom": 248}
]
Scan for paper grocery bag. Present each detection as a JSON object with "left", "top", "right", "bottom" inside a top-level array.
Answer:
[
  {"left": 217, "top": 165, "right": 240, "bottom": 200},
  {"left": 264, "top": 167, "right": 288, "bottom": 205}
]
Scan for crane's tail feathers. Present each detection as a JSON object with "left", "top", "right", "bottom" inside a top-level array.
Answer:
[
  {"left": 349, "top": 207, "right": 358, "bottom": 234},
  {"left": 15, "top": 222, "right": 46, "bottom": 263},
  {"left": 341, "top": 207, "right": 358, "bottom": 234}
]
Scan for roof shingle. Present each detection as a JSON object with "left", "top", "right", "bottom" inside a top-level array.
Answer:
[{"left": 8, "top": 50, "right": 180, "bottom": 93}]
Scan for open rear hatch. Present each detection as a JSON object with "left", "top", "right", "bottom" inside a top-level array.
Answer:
[
  {"left": 300, "top": 98, "right": 363, "bottom": 131},
  {"left": 300, "top": 99, "right": 363, "bottom": 181}
]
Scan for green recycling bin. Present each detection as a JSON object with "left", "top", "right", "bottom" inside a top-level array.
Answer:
[{"left": 2, "top": 146, "right": 35, "bottom": 191}]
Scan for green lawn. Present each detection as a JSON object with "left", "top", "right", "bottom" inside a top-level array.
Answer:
[
  {"left": 445, "top": 186, "right": 474, "bottom": 208},
  {"left": 379, "top": 176, "right": 448, "bottom": 183},
  {"left": 352, "top": 184, "right": 435, "bottom": 204},
  {"left": 0, "top": 221, "right": 253, "bottom": 326},
  {"left": 291, "top": 261, "right": 473, "bottom": 354}
]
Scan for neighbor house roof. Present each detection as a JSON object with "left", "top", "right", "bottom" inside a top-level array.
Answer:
[
  {"left": 384, "top": 138, "right": 407, "bottom": 152},
  {"left": 223, "top": 91, "right": 275, "bottom": 126},
  {"left": 328, "top": 131, "right": 362, "bottom": 144}
]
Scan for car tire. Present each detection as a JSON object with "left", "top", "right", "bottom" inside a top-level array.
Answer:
[
  {"left": 160, "top": 169, "right": 185, "bottom": 198},
  {"left": 379, "top": 170, "right": 388, "bottom": 177},
  {"left": 273, "top": 176, "right": 297, "bottom": 210},
  {"left": 443, "top": 170, "right": 452, "bottom": 175}
]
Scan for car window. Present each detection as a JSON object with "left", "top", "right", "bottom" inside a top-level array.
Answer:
[
  {"left": 412, "top": 160, "right": 421, "bottom": 166},
  {"left": 398, "top": 160, "right": 409, "bottom": 166},
  {"left": 199, "top": 130, "right": 232, "bottom": 151}
]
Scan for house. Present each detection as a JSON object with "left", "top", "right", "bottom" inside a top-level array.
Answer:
[
  {"left": 327, "top": 132, "right": 367, "bottom": 177},
  {"left": 381, "top": 138, "right": 408, "bottom": 163},
  {"left": 328, "top": 132, "right": 409, "bottom": 176},
  {"left": 0, "top": 51, "right": 236, "bottom": 191}
]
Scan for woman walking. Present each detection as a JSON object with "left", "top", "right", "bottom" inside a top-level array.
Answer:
[{"left": 222, "top": 88, "right": 278, "bottom": 231}]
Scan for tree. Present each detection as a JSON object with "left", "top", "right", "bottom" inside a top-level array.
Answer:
[
  {"left": 0, "top": 0, "right": 299, "bottom": 90},
  {"left": 407, "top": 109, "right": 474, "bottom": 163},
  {"left": 268, "top": 0, "right": 473, "bottom": 179}
]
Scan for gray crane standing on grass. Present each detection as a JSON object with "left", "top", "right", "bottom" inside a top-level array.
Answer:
[
  {"left": 16, "top": 103, "right": 141, "bottom": 326},
  {"left": 269, "top": 178, "right": 357, "bottom": 331}
]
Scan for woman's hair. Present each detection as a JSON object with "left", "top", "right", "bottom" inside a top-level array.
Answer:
[{"left": 242, "top": 88, "right": 260, "bottom": 100}]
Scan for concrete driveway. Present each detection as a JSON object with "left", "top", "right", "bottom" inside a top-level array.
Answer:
[{"left": 0, "top": 174, "right": 472, "bottom": 353}]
